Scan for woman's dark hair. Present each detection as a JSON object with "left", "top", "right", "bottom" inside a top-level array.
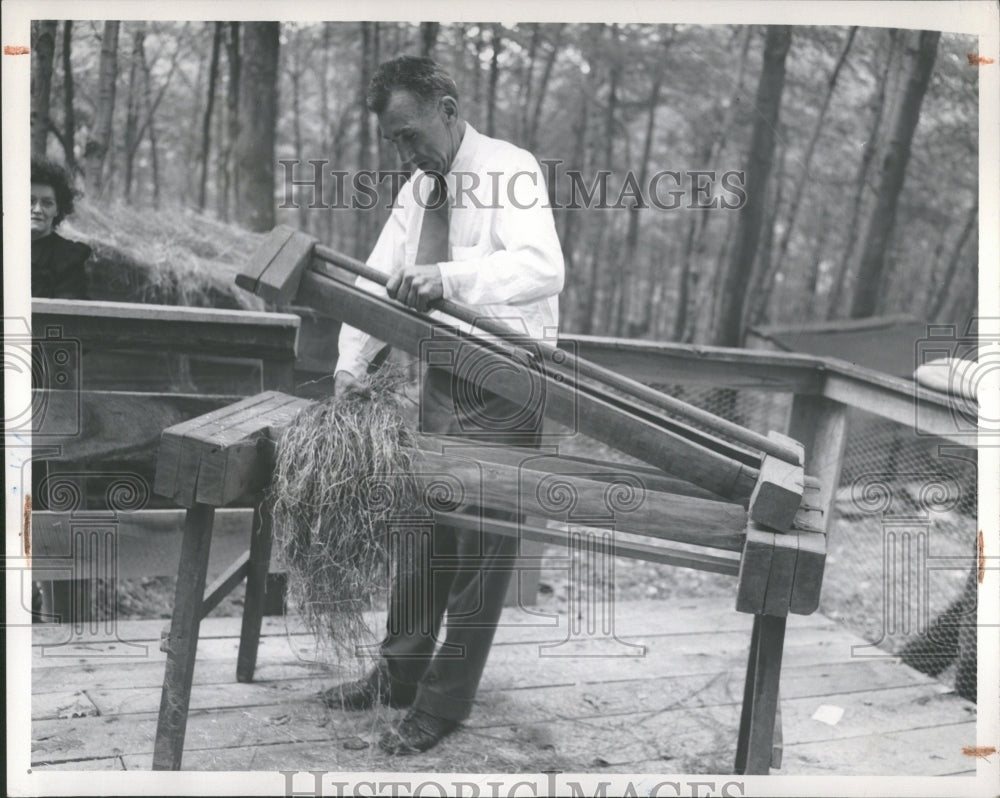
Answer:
[
  {"left": 366, "top": 55, "right": 459, "bottom": 115},
  {"left": 31, "top": 157, "right": 78, "bottom": 227}
]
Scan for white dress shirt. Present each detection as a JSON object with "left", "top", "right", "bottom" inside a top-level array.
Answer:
[{"left": 335, "top": 123, "right": 565, "bottom": 379}]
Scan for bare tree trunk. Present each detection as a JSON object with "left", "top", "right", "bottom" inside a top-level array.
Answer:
[
  {"left": 138, "top": 34, "right": 160, "bottom": 207},
  {"left": 356, "top": 22, "right": 375, "bottom": 257},
  {"left": 770, "top": 27, "right": 856, "bottom": 279},
  {"left": 61, "top": 21, "right": 77, "bottom": 173},
  {"left": 748, "top": 139, "right": 788, "bottom": 327},
  {"left": 527, "top": 25, "right": 565, "bottom": 152},
  {"left": 930, "top": 199, "right": 978, "bottom": 320},
  {"left": 84, "top": 22, "right": 119, "bottom": 196},
  {"left": 486, "top": 25, "right": 503, "bottom": 137},
  {"left": 827, "top": 29, "right": 897, "bottom": 317},
  {"left": 420, "top": 22, "right": 440, "bottom": 57},
  {"left": 234, "top": 22, "right": 280, "bottom": 232},
  {"left": 519, "top": 24, "right": 541, "bottom": 145},
  {"left": 850, "top": 29, "right": 940, "bottom": 319},
  {"left": 472, "top": 26, "right": 485, "bottom": 128},
  {"left": 289, "top": 28, "right": 307, "bottom": 229},
  {"left": 712, "top": 25, "right": 792, "bottom": 347},
  {"left": 198, "top": 22, "right": 223, "bottom": 212},
  {"left": 599, "top": 27, "right": 621, "bottom": 334},
  {"left": 31, "top": 21, "right": 58, "bottom": 157},
  {"left": 123, "top": 30, "right": 143, "bottom": 202},
  {"left": 620, "top": 35, "right": 671, "bottom": 337},
  {"left": 559, "top": 26, "right": 600, "bottom": 332},
  {"left": 675, "top": 26, "right": 752, "bottom": 342},
  {"left": 319, "top": 22, "right": 334, "bottom": 242},
  {"left": 221, "top": 23, "right": 241, "bottom": 221}
]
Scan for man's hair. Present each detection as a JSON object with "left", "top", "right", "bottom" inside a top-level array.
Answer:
[
  {"left": 366, "top": 55, "right": 459, "bottom": 115},
  {"left": 31, "top": 157, "right": 78, "bottom": 227}
]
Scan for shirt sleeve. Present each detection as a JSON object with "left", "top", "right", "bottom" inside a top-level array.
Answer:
[
  {"left": 437, "top": 151, "right": 564, "bottom": 307},
  {"left": 334, "top": 197, "right": 406, "bottom": 379}
]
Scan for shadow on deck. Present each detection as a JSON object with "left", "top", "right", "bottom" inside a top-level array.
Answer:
[{"left": 32, "top": 597, "right": 976, "bottom": 775}]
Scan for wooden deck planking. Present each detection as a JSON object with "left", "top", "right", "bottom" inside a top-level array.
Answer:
[{"left": 31, "top": 598, "right": 975, "bottom": 775}]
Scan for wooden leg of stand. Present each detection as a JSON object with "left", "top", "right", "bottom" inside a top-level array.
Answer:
[
  {"left": 735, "top": 613, "right": 786, "bottom": 775},
  {"left": 153, "top": 503, "right": 215, "bottom": 770},
  {"left": 237, "top": 497, "right": 273, "bottom": 683}
]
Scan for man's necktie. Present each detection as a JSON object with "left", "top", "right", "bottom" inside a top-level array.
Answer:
[{"left": 415, "top": 172, "right": 450, "bottom": 266}]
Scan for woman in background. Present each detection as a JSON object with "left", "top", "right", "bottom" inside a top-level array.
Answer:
[{"left": 31, "top": 157, "right": 91, "bottom": 299}]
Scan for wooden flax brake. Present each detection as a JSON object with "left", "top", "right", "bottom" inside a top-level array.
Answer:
[{"left": 150, "top": 226, "right": 829, "bottom": 774}]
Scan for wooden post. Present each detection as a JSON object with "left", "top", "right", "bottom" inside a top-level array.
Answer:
[
  {"left": 786, "top": 393, "right": 849, "bottom": 535},
  {"left": 153, "top": 503, "right": 215, "bottom": 770},
  {"left": 236, "top": 496, "right": 275, "bottom": 682},
  {"left": 734, "top": 613, "right": 787, "bottom": 774}
]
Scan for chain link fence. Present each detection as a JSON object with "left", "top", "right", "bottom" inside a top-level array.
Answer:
[{"left": 653, "top": 383, "right": 978, "bottom": 704}]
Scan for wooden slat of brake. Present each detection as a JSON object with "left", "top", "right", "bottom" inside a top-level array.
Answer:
[
  {"left": 438, "top": 512, "right": 741, "bottom": 576},
  {"left": 789, "top": 531, "right": 827, "bottom": 615},
  {"left": 294, "top": 268, "right": 757, "bottom": 499},
  {"left": 736, "top": 524, "right": 776, "bottom": 615},
  {"left": 417, "top": 435, "right": 726, "bottom": 502},
  {"left": 762, "top": 532, "right": 797, "bottom": 617},
  {"left": 413, "top": 448, "right": 747, "bottom": 553}
]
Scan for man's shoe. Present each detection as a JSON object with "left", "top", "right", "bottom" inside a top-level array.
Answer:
[
  {"left": 320, "top": 661, "right": 413, "bottom": 710},
  {"left": 378, "top": 708, "right": 459, "bottom": 755}
]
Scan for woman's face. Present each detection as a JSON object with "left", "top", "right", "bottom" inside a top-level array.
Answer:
[{"left": 31, "top": 183, "right": 59, "bottom": 240}]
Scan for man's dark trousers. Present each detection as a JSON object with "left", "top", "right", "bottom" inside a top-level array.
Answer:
[{"left": 380, "top": 363, "right": 544, "bottom": 722}]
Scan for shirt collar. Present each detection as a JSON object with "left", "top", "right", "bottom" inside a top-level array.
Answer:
[{"left": 447, "top": 122, "right": 480, "bottom": 183}]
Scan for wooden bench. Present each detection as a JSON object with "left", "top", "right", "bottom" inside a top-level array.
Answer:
[{"left": 147, "top": 227, "right": 831, "bottom": 773}]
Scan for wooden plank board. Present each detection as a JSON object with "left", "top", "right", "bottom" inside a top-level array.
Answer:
[
  {"left": 416, "top": 449, "right": 748, "bottom": 551},
  {"left": 32, "top": 682, "right": 974, "bottom": 770},
  {"left": 790, "top": 531, "right": 827, "bottom": 615},
  {"left": 762, "top": 534, "right": 798, "bottom": 617},
  {"left": 558, "top": 334, "right": 825, "bottom": 394},
  {"left": 442, "top": 513, "right": 742, "bottom": 575},
  {"left": 419, "top": 435, "right": 726, "bottom": 502},
  {"left": 75, "top": 653, "right": 942, "bottom": 720},
  {"left": 32, "top": 300, "right": 300, "bottom": 360},
  {"left": 736, "top": 525, "right": 775, "bottom": 614},
  {"left": 296, "top": 268, "right": 758, "bottom": 498},
  {"left": 31, "top": 617, "right": 848, "bottom": 674}
]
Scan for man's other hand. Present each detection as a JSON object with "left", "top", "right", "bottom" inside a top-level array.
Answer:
[
  {"left": 386, "top": 263, "right": 444, "bottom": 313},
  {"left": 334, "top": 370, "right": 370, "bottom": 401}
]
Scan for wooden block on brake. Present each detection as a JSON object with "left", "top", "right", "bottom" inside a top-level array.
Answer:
[
  {"left": 749, "top": 432, "right": 804, "bottom": 533},
  {"left": 195, "top": 395, "right": 313, "bottom": 506},
  {"left": 236, "top": 225, "right": 318, "bottom": 306},
  {"left": 736, "top": 523, "right": 776, "bottom": 614},
  {"left": 789, "top": 531, "right": 827, "bottom": 615},
  {"left": 154, "top": 391, "right": 310, "bottom": 506},
  {"left": 763, "top": 532, "right": 798, "bottom": 617}
]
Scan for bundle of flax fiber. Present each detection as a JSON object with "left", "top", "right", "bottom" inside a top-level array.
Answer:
[{"left": 269, "top": 370, "right": 418, "bottom": 656}]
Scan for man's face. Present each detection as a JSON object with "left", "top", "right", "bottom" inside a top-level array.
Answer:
[
  {"left": 378, "top": 90, "right": 458, "bottom": 175},
  {"left": 31, "top": 183, "right": 59, "bottom": 240}
]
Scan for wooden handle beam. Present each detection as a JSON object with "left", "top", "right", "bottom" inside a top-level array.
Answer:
[{"left": 312, "top": 244, "right": 802, "bottom": 467}]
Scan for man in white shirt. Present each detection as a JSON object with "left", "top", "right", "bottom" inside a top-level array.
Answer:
[{"left": 322, "top": 56, "right": 565, "bottom": 755}]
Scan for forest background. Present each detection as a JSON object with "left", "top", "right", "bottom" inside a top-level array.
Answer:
[{"left": 29, "top": 20, "right": 979, "bottom": 345}]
